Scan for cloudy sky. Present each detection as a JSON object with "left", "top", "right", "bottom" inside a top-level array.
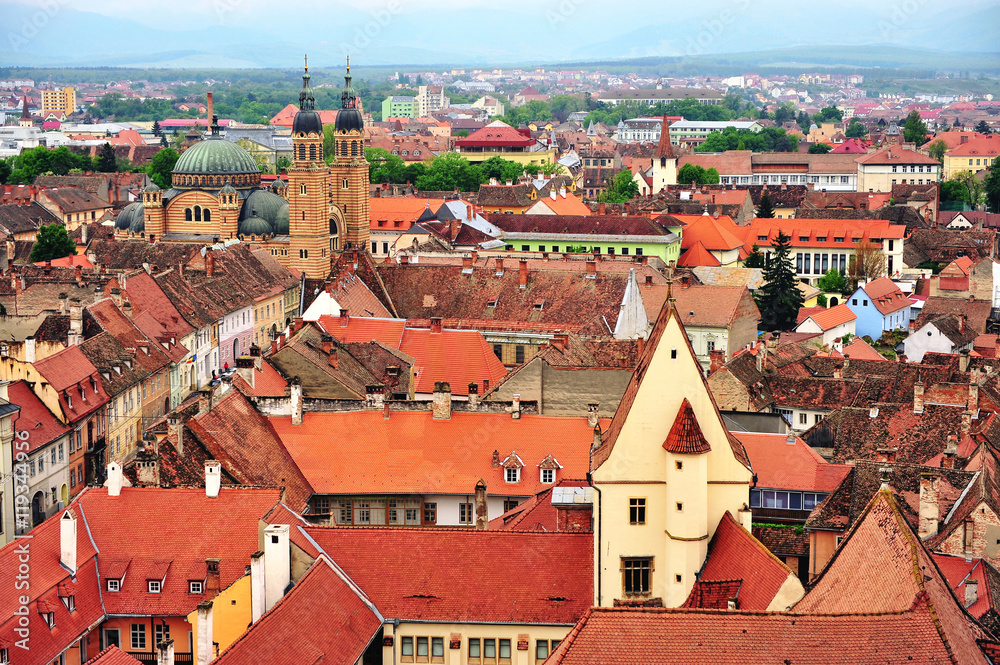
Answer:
[{"left": 1, "top": 0, "right": 998, "bottom": 67}]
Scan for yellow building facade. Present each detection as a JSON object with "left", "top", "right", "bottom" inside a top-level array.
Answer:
[
  {"left": 42, "top": 86, "right": 75, "bottom": 118},
  {"left": 590, "top": 303, "right": 754, "bottom": 608}
]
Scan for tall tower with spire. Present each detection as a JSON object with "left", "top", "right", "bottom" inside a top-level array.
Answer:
[
  {"left": 330, "top": 58, "right": 370, "bottom": 252},
  {"left": 287, "top": 55, "right": 335, "bottom": 278},
  {"left": 651, "top": 114, "right": 677, "bottom": 195}
]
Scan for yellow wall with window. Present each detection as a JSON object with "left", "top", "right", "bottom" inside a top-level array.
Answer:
[
  {"left": 383, "top": 621, "right": 572, "bottom": 665},
  {"left": 186, "top": 575, "right": 253, "bottom": 657}
]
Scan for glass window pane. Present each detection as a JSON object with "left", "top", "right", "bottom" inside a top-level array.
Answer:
[
  {"left": 789, "top": 492, "right": 802, "bottom": 510},
  {"left": 417, "top": 637, "right": 428, "bottom": 657},
  {"left": 432, "top": 638, "right": 444, "bottom": 657},
  {"left": 500, "top": 640, "right": 511, "bottom": 659},
  {"left": 485, "top": 639, "right": 496, "bottom": 659},
  {"left": 750, "top": 489, "right": 761, "bottom": 508},
  {"left": 469, "top": 639, "right": 481, "bottom": 658},
  {"left": 402, "top": 637, "right": 413, "bottom": 657},
  {"left": 536, "top": 642, "right": 549, "bottom": 660}
]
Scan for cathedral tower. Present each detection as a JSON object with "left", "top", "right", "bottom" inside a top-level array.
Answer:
[
  {"left": 287, "top": 56, "right": 335, "bottom": 278},
  {"left": 330, "top": 58, "right": 370, "bottom": 252}
]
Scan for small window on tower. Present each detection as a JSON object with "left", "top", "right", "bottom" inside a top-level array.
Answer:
[
  {"left": 343, "top": 178, "right": 349, "bottom": 189},
  {"left": 300, "top": 184, "right": 307, "bottom": 195}
]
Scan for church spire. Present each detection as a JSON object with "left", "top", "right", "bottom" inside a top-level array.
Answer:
[
  {"left": 299, "top": 54, "right": 315, "bottom": 111},
  {"left": 341, "top": 56, "right": 357, "bottom": 109}
]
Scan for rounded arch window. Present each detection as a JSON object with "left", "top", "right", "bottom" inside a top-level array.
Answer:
[
  {"left": 309, "top": 145, "right": 317, "bottom": 160},
  {"left": 185, "top": 208, "right": 193, "bottom": 221},
  {"left": 194, "top": 206, "right": 202, "bottom": 222},
  {"left": 329, "top": 219, "right": 338, "bottom": 235},
  {"left": 351, "top": 141, "right": 359, "bottom": 156},
  {"left": 203, "top": 209, "right": 211, "bottom": 222}
]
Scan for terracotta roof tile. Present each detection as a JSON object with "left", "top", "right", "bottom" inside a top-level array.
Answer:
[
  {"left": 7, "top": 380, "right": 71, "bottom": 453},
  {"left": 675, "top": 214, "right": 744, "bottom": 252},
  {"left": 84, "top": 646, "right": 144, "bottom": 665},
  {"left": 676, "top": 240, "right": 720, "bottom": 267},
  {"left": 663, "top": 399, "right": 711, "bottom": 454},
  {"left": 733, "top": 432, "right": 850, "bottom": 492}
]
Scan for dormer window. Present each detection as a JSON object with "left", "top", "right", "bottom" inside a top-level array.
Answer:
[
  {"left": 107, "top": 579, "right": 121, "bottom": 592},
  {"left": 91, "top": 379, "right": 98, "bottom": 393},
  {"left": 505, "top": 467, "right": 520, "bottom": 483},
  {"left": 148, "top": 580, "right": 161, "bottom": 593},
  {"left": 538, "top": 454, "right": 562, "bottom": 484},
  {"left": 125, "top": 359, "right": 132, "bottom": 369},
  {"left": 113, "top": 365, "right": 121, "bottom": 375},
  {"left": 41, "top": 611, "right": 55, "bottom": 629},
  {"left": 541, "top": 468, "right": 554, "bottom": 484},
  {"left": 1, "top": 647, "right": 8, "bottom": 664},
  {"left": 61, "top": 595, "right": 76, "bottom": 612},
  {"left": 487, "top": 299, "right": 498, "bottom": 308},
  {"left": 66, "top": 392, "right": 72, "bottom": 409},
  {"left": 189, "top": 581, "right": 204, "bottom": 594}
]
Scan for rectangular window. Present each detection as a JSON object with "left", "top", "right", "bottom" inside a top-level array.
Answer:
[
  {"left": 813, "top": 253, "right": 822, "bottom": 275},
  {"left": 432, "top": 637, "right": 444, "bottom": 662},
  {"left": 148, "top": 580, "right": 161, "bottom": 593},
  {"left": 629, "top": 497, "right": 646, "bottom": 524},
  {"left": 541, "top": 468, "right": 555, "bottom": 484},
  {"left": 499, "top": 639, "right": 511, "bottom": 663},
  {"left": 417, "top": 637, "right": 429, "bottom": 662},
  {"left": 131, "top": 624, "right": 146, "bottom": 650},
  {"left": 635, "top": 248, "right": 642, "bottom": 256},
  {"left": 423, "top": 502, "right": 437, "bottom": 525},
  {"left": 189, "top": 581, "right": 203, "bottom": 594},
  {"left": 469, "top": 639, "right": 481, "bottom": 661},
  {"left": 402, "top": 637, "right": 414, "bottom": 661},
  {"left": 799, "top": 413, "right": 807, "bottom": 425},
  {"left": 459, "top": 502, "right": 473, "bottom": 524},
  {"left": 796, "top": 253, "right": 803, "bottom": 273},
  {"left": 504, "top": 499, "right": 520, "bottom": 513},
  {"left": 750, "top": 489, "right": 761, "bottom": 507},
  {"left": 484, "top": 639, "right": 496, "bottom": 661},
  {"left": 493, "top": 344, "right": 503, "bottom": 361},
  {"left": 505, "top": 467, "right": 520, "bottom": 483},
  {"left": 804, "top": 254, "right": 810, "bottom": 273},
  {"left": 515, "top": 345, "right": 525, "bottom": 364},
  {"left": 552, "top": 245, "right": 559, "bottom": 252},
  {"left": 622, "top": 557, "right": 652, "bottom": 596},
  {"left": 154, "top": 624, "right": 170, "bottom": 645},
  {"left": 789, "top": 492, "right": 803, "bottom": 510}
]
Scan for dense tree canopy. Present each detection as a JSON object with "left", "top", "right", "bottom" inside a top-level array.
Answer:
[
  {"left": 30, "top": 223, "right": 77, "bottom": 263},
  {"left": 597, "top": 169, "right": 639, "bottom": 203},
  {"left": 696, "top": 126, "right": 798, "bottom": 153},
  {"left": 145, "top": 148, "right": 179, "bottom": 190},
  {"left": 677, "top": 163, "right": 720, "bottom": 186},
  {"left": 755, "top": 231, "right": 804, "bottom": 332},
  {"left": 902, "top": 111, "right": 929, "bottom": 146}
]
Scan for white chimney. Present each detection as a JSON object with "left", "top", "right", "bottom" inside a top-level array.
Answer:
[
  {"left": 204, "top": 461, "right": 221, "bottom": 499},
  {"left": 263, "top": 524, "right": 290, "bottom": 612},
  {"left": 157, "top": 638, "right": 175, "bottom": 665},
  {"left": 196, "top": 601, "right": 214, "bottom": 665},
  {"left": 60, "top": 510, "right": 77, "bottom": 573},
  {"left": 25, "top": 336, "right": 35, "bottom": 363},
  {"left": 106, "top": 461, "right": 123, "bottom": 497},
  {"left": 250, "top": 551, "right": 265, "bottom": 622},
  {"left": 966, "top": 579, "right": 979, "bottom": 608},
  {"left": 290, "top": 380, "right": 303, "bottom": 426}
]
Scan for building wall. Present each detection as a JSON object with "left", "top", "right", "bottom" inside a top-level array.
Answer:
[
  {"left": 858, "top": 163, "right": 939, "bottom": 193},
  {"left": 807, "top": 529, "right": 840, "bottom": 581},
  {"left": 99, "top": 615, "right": 195, "bottom": 657},
  {"left": 458, "top": 148, "right": 557, "bottom": 167},
  {"left": 382, "top": 620, "right": 573, "bottom": 665},
  {"left": 486, "top": 360, "right": 632, "bottom": 418},
  {"left": 186, "top": 574, "right": 252, "bottom": 657},
  {"left": 706, "top": 367, "right": 755, "bottom": 412},
  {"left": 903, "top": 322, "right": 964, "bottom": 362},
  {"left": 24, "top": 434, "right": 70, "bottom": 534},
  {"left": 107, "top": 383, "right": 142, "bottom": 462}
]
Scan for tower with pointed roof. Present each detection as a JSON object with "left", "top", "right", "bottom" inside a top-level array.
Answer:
[
  {"left": 651, "top": 115, "right": 677, "bottom": 194},
  {"left": 288, "top": 55, "right": 336, "bottom": 278},
  {"left": 330, "top": 57, "right": 370, "bottom": 252},
  {"left": 590, "top": 301, "right": 753, "bottom": 608}
]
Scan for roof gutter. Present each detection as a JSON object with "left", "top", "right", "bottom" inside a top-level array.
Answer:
[{"left": 587, "top": 471, "right": 601, "bottom": 607}]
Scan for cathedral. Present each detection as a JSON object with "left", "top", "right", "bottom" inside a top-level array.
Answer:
[{"left": 115, "top": 60, "right": 370, "bottom": 278}]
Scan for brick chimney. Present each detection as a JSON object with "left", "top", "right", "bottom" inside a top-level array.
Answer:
[
  {"left": 913, "top": 380, "right": 925, "bottom": 414},
  {"left": 167, "top": 415, "right": 184, "bottom": 457},
  {"left": 592, "top": 424, "right": 602, "bottom": 451},
  {"left": 962, "top": 409, "right": 972, "bottom": 434},
  {"left": 552, "top": 333, "right": 568, "bottom": 351},
  {"left": 495, "top": 257, "right": 504, "bottom": 276},
  {"left": 519, "top": 259, "right": 528, "bottom": 289},
  {"left": 585, "top": 260, "right": 597, "bottom": 279},
  {"left": 462, "top": 253, "right": 473, "bottom": 271},
  {"left": 510, "top": 393, "right": 521, "bottom": 420},
  {"left": 263, "top": 524, "right": 290, "bottom": 612},
  {"left": 340, "top": 308, "right": 350, "bottom": 327},
  {"left": 157, "top": 638, "right": 175, "bottom": 665},
  {"left": 432, "top": 382, "right": 452, "bottom": 419},
  {"left": 474, "top": 479, "right": 488, "bottom": 530},
  {"left": 709, "top": 349, "right": 726, "bottom": 375},
  {"left": 430, "top": 317, "right": 443, "bottom": 334},
  {"left": 492, "top": 450, "right": 500, "bottom": 467},
  {"left": 969, "top": 374, "right": 979, "bottom": 412},
  {"left": 206, "top": 251, "right": 215, "bottom": 278},
  {"left": 943, "top": 435, "right": 958, "bottom": 469},
  {"left": 918, "top": 472, "right": 940, "bottom": 539}
]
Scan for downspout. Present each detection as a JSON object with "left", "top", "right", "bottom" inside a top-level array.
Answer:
[{"left": 587, "top": 471, "right": 601, "bottom": 607}]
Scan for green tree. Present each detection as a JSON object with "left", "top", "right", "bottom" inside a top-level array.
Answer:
[
  {"left": 812, "top": 106, "right": 843, "bottom": 124},
  {"left": 480, "top": 156, "right": 524, "bottom": 184},
  {"left": 975, "top": 120, "right": 992, "bottom": 135},
  {"left": 808, "top": 143, "right": 832, "bottom": 154},
  {"left": 926, "top": 139, "right": 947, "bottom": 164},
  {"left": 756, "top": 190, "right": 775, "bottom": 218},
  {"left": 676, "top": 163, "right": 719, "bottom": 186},
  {"left": 817, "top": 268, "right": 847, "bottom": 294},
  {"left": 985, "top": 157, "right": 1000, "bottom": 213},
  {"left": 30, "top": 223, "right": 77, "bottom": 263},
  {"left": 597, "top": 169, "right": 639, "bottom": 204},
  {"left": 755, "top": 231, "right": 805, "bottom": 332},
  {"left": 146, "top": 148, "right": 179, "bottom": 190},
  {"left": 902, "top": 111, "right": 929, "bottom": 146},
  {"left": 941, "top": 179, "right": 970, "bottom": 205},
  {"left": 276, "top": 156, "right": 291, "bottom": 173},
  {"left": 97, "top": 143, "right": 118, "bottom": 172},
  {"left": 365, "top": 147, "right": 407, "bottom": 184},
  {"left": 845, "top": 121, "right": 867, "bottom": 138},
  {"left": 743, "top": 244, "right": 765, "bottom": 269},
  {"left": 152, "top": 120, "right": 161, "bottom": 136},
  {"left": 955, "top": 170, "right": 985, "bottom": 209},
  {"left": 796, "top": 111, "right": 812, "bottom": 133},
  {"left": 415, "top": 153, "right": 484, "bottom": 192},
  {"left": 0, "top": 158, "right": 11, "bottom": 185}
]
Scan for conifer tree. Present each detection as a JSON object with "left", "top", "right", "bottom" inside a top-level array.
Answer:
[
  {"left": 756, "top": 189, "right": 775, "bottom": 218},
  {"left": 755, "top": 231, "right": 804, "bottom": 331}
]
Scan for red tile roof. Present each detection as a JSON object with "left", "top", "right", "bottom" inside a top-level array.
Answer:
[
  {"left": 934, "top": 554, "right": 993, "bottom": 619},
  {"left": 855, "top": 146, "right": 941, "bottom": 165},
  {"left": 676, "top": 240, "right": 721, "bottom": 267},
  {"left": 489, "top": 479, "right": 591, "bottom": 531},
  {"left": 798, "top": 303, "right": 857, "bottom": 331},
  {"left": 738, "top": 218, "right": 906, "bottom": 251},
  {"left": 32, "top": 345, "right": 110, "bottom": 421},
  {"left": 860, "top": 277, "right": 910, "bottom": 315},
  {"left": 7, "top": 379, "right": 70, "bottom": 453},
  {"left": 948, "top": 135, "right": 1000, "bottom": 158},
  {"left": 369, "top": 198, "right": 436, "bottom": 231},
  {"left": 662, "top": 399, "right": 711, "bottom": 454},
  {"left": 271, "top": 411, "right": 605, "bottom": 496},
  {"left": 79, "top": 487, "right": 282, "bottom": 617},
  {"left": 455, "top": 120, "right": 534, "bottom": 148},
  {"left": 841, "top": 336, "right": 886, "bottom": 361},
  {"left": 305, "top": 527, "right": 592, "bottom": 623},
  {"left": 213, "top": 556, "right": 382, "bottom": 665},
  {"left": 675, "top": 214, "right": 744, "bottom": 251},
  {"left": 534, "top": 193, "right": 593, "bottom": 216},
  {"left": 732, "top": 432, "right": 850, "bottom": 492},
  {"left": 232, "top": 358, "right": 288, "bottom": 397},
  {"left": 319, "top": 315, "right": 405, "bottom": 346},
  {"left": 683, "top": 512, "right": 795, "bottom": 610}
]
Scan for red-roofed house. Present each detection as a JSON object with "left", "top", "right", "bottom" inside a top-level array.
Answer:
[
  {"left": 856, "top": 146, "right": 942, "bottom": 192},
  {"left": 675, "top": 240, "right": 721, "bottom": 268},
  {"left": 455, "top": 120, "right": 556, "bottom": 167},
  {"left": 672, "top": 214, "right": 744, "bottom": 266},
  {"left": 794, "top": 303, "right": 857, "bottom": 346},
  {"left": 945, "top": 134, "right": 1000, "bottom": 179},
  {"left": 525, "top": 188, "right": 592, "bottom": 216},
  {"left": 846, "top": 277, "right": 911, "bottom": 339},
  {"left": 6, "top": 380, "right": 71, "bottom": 533}
]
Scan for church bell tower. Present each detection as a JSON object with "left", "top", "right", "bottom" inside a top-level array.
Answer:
[{"left": 330, "top": 58, "right": 370, "bottom": 253}]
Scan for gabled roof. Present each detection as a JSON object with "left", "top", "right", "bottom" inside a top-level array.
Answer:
[
  {"left": 675, "top": 214, "right": 744, "bottom": 251},
  {"left": 305, "top": 527, "right": 592, "bottom": 624},
  {"left": 489, "top": 479, "right": 592, "bottom": 532},
  {"left": 84, "top": 646, "right": 143, "bottom": 665},
  {"left": 671, "top": 285, "right": 754, "bottom": 328},
  {"left": 683, "top": 512, "right": 798, "bottom": 610},
  {"left": 796, "top": 489, "right": 990, "bottom": 664},
  {"left": 676, "top": 240, "right": 721, "bottom": 267},
  {"left": 855, "top": 146, "right": 941, "bottom": 165},
  {"left": 798, "top": 303, "right": 857, "bottom": 332},
  {"left": 733, "top": 432, "right": 850, "bottom": 492},
  {"left": 456, "top": 120, "right": 534, "bottom": 148},
  {"left": 859, "top": 277, "right": 910, "bottom": 315},
  {"left": 271, "top": 411, "right": 603, "bottom": 496},
  {"left": 213, "top": 555, "right": 382, "bottom": 665},
  {"left": 7, "top": 379, "right": 71, "bottom": 453}
]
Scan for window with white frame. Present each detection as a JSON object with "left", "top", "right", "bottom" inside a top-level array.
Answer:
[
  {"left": 189, "top": 581, "right": 203, "bottom": 594},
  {"left": 541, "top": 468, "right": 555, "bottom": 484},
  {"left": 148, "top": 580, "right": 161, "bottom": 593},
  {"left": 131, "top": 623, "right": 146, "bottom": 650},
  {"left": 107, "top": 579, "right": 121, "bottom": 592},
  {"left": 505, "top": 467, "right": 520, "bottom": 483}
]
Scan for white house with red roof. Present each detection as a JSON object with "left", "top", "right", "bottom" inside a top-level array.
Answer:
[
  {"left": 455, "top": 120, "right": 556, "bottom": 167},
  {"left": 794, "top": 303, "right": 857, "bottom": 347},
  {"left": 856, "top": 146, "right": 941, "bottom": 193}
]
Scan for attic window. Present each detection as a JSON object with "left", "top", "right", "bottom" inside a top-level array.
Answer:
[
  {"left": 113, "top": 365, "right": 121, "bottom": 375},
  {"left": 505, "top": 467, "right": 521, "bottom": 483},
  {"left": 102, "top": 372, "right": 110, "bottom": 381},
  {"left": 40, "top": 611, "right": 55, "bottom": 629},
  {"left": 125, "top": 359, "right": 132, "bottom": 369},
  {"left": 487, "top": 299, "right": 498, "bottom": 308},
  {"left": 757, "top": 235, "right": 767, "bottom": 241},
  {"left": 834, "top": 237, "right": 844, "bottom": 243},
  {"left": 533, "top": 301, "right": 545, "bottom": 311},
  {"left": 61, "top": 595, "right": 75, "bottom": 612},
  {"left": 799, "top": 236, "right": 809, "bottom": 242},
  {"left": 189, "top": 581, "right": 204, "bottom": 594},
  {"left": 816, "top": 237, "right": 827, "bottom": 242},
  {"left": 148, "top": 580, "right": 161, "bottom": 594},
  {"left": 107, "top": 579, "right": 120, "bottom": 592}
]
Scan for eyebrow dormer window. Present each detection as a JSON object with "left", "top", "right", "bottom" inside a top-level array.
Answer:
[
  {"left": 107, "top": 579, "right": 120, "bottom": 592},
  {"left": 148, "top": 581, "right": 161, "bottom": 593}
]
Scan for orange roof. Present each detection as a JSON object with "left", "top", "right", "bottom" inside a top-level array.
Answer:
[
  {"left": 732, "top": 432, "right": 850, "bottom": 492},
  {"left": 319, "top": 316, "right": 507, "bottom": 395},
  {"left": 675, "top": 214, "right": 744, "bottom": 252},
  {"left": 232, "top": 358, "right": 288, "bottom": 398},
  {"left": 676, "top": 240, "right": 721, "bottom": 267},
  {"left": 739, "top": 218, "right": 906, "bottom": 251},
  {"left": 34, "top": 253, "right": 93, "bottom": 268},
  {"left": 799, "top": 303, "right": 857, "bottom": 331},
  {"left": 841, "top": 336, "right": 886, "bottom": 361},
  {"left": 369, "top": 197, "right": 436, "bottom": 231},
  {"left": 948, "top": 135, "right": 1000, "bottom": 158},
  {"left": 84, "top": 646, "right": 144, "bottom": 665},
  {"left": 683, "top": 512, "right": 794, "bottom": 610},
  {"left": 860, "top": 277, "right": 909, "bottom": 315},
  {"left": 270, "top": 411, "right": 604, "bottom": 496},
  {"left": 536, "top": 193, "right": 592, "bottom": 216},
  {"left": 947, "top": 255, "right": 975, "bottom": 276}
]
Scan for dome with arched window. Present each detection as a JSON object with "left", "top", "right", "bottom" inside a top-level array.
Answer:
[{"left": 172, "top": 137, "right": 261, "bottom": 188}]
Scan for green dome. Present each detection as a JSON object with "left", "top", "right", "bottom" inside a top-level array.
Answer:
[
  {"left": 239, "top": 216, "right": 273, "bottom": 237},
  {"left": 173, "top": 137, "right": 260, "bottom": 176},
  {"left": 116, "top": 202, "right": 144, "bottom": 230},
  {"left": 241, "top": 190, "right": 289, "bottom": 235}
]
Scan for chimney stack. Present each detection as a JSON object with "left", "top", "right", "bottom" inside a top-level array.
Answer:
[
  {"left": 587, "top": 402, "right": 599, "bottom": 428},
  {"left": 206, "top": 251, "right": 215, "bottom": 278},
  {"left": 468, "top": 382, "right": 479, "bottom": 408},
  {"left": 60, "top": 510, "right": 77, "bottom": 573},
  {"left": 290, "top": 379, "right": 303, "bottom": 426},
  {"left": 340, "top": 308, "right": 349, "bottom": 327},
  {"left": 913, "top": 380, "right": 925, "bottom": 414},
  {"left": 511, "top": 393, "right": 521, "bottom": 420},
  {"left": 430, "top": 317, "right": 443, "bottom": 334},
  {"left": 943, "top": 435, "right": 958, "bottom": 469},
  {"left": 196, "top": 601, "right": 214, "bottom": 665},
  {"left": 495, "top": 257, "right": 504, "bottom": 276},
  {"left": 167, "top": 415, "right": 185, "bottom": 457},
  {"left": 157, "top": 639, "right": 175, "bottom": 665},
  {"left": 592, "top": 425, "right": 602, "bottom": 451},
  {"left": 585, "top": 260, "right": 597, "bottom": 279},
  {"left": 519, "top": 259, "right": 528, "bottom": 289},
  {"left": 432, "top": 382, "right": 452, "bottom": 420},
  {"left": 206, "top": 92, "right": 213, "bottom": 126},
  {"left": 474, "top": 479, "right": 488, "bottom": 530},
  {"left": 962, "top": 410, "right": 972, "bottom": 434},
  {"left": 918, "top": 472, "right": 940, "bottom": 539},
  {"left": 969, "top": 377, "right": 979, "bottom": 413},
  {"left": 250, "top": 552, "right": 265, "bottom": 622},
  {"left": 106, "top": 461, "right": 123, "bottom": 497},
  {"left": 263, "top": 524, "right": 291, "bottom": 612},
  {"left": 205, "top": 461, "right": 221, "bottom": 498}
]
